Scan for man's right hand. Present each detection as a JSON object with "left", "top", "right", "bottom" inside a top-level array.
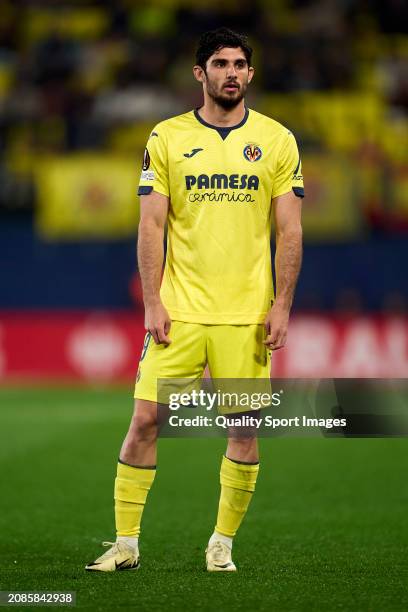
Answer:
[{"left": 144, "top": 301, "right": 172, "bottom": 345}]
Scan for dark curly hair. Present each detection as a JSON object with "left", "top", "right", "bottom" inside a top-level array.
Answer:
[{"left": 195, "top": 27, "right": 253, "bottom": 71}]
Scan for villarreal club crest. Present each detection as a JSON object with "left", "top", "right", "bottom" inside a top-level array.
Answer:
[{"left": 243, "top": 143, "right": 262, "bottom": 162}]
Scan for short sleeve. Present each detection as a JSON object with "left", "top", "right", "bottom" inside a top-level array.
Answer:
[
  {"left": 272, "top": 131, "right": 304, "bottom": 199},
  {"left": 138, "top": 126, "right": 169, "bottom": 197}
]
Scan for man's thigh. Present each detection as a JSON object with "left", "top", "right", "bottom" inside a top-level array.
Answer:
[
  {"left": 207, "top": 324, "right": 271, "bottom": 379},
  {"left": 134, "top": 321, "right": 207, "bottom": 402},
  {"left": 207, "top": 325, "right": 271, "bottom": 415}
]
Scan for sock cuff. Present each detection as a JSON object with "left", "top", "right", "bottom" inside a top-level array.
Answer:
[
  {"left": 118, "top": 458, "right": 156, "bottom": 469},
  {"left": 220, "top": 455, "right": 259, "bottom": 492},
  {"left": 116, "top": 461, "right": 156, "bottom": 483},
  {"left": 223, "top": 455, "right": 259, "bottom": 471}
]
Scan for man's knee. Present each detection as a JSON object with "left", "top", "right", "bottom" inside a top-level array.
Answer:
[{"left": 129, "top": 400, "right": 157, "bottom": 442}]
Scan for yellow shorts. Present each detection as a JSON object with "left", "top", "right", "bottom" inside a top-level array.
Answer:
[{"left": 134, "top": 321, "right": 271, "bottom": 403}]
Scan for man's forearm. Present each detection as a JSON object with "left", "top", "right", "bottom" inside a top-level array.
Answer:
[
  {"left": 137, "top": 218, "right": 165, "bottom": 306},
  {"left": 274, "top": 228, "right": 303, "bottom": 311}
]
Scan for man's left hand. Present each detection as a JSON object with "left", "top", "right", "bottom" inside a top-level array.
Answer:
[{"left": 263, "top": 303, "right": 290, "bottom": 350}]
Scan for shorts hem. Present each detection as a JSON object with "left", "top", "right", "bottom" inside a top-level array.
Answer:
[
  {"left": 134, "top": 392, "right": 157, "bottom": 403},
  {"left": 166, "top": 310, "right": 268, "bottom": 325}
]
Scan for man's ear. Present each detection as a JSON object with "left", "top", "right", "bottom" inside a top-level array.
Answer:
[
  {"left": 193, "top": 65, "right": 206, "bottom": 83},
  {"left": 248, "top": 66, "right": 255, "bottom": 84}
]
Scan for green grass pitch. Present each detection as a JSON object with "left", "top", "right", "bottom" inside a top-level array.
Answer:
[{"left": 0, "top": 387, "right": 407, "bottom": 611}]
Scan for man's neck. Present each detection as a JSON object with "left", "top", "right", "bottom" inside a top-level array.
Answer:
[{"left": 197, "top": 99, "right": 246, "bottom": 127}]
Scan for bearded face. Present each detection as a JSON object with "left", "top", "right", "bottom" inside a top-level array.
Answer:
[
  {"left": 197, "top": 47, "right": 253, "bottom": 110},
  {"left": 205, "top": 68, "right": 249, "bottom": 109}
]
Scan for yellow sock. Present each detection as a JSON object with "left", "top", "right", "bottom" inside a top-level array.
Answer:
[
  {"left": 114, "top": 461, "right": 156, "bottom": 537},
  {"left": 215, "top": 455, "right": 259, "bottom": 538}
]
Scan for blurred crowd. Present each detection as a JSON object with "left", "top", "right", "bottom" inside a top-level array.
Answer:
[{"left": 0, "top": 0, "right": 407, "bottom": 231}]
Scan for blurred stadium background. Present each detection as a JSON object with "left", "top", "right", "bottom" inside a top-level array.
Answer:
[
  {"left": 0, "top": 0, "right": 407, "bottom": 381},
  {"left": 1, "top": 3, "right": 408, "bottom": 608}
]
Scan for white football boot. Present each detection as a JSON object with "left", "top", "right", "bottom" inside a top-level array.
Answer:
[
  {"left": 206, "top": 540, "right": 236, "bottom": 572},
  {"left": 85, "top": 541, "right": 139, "bottom": 572}
]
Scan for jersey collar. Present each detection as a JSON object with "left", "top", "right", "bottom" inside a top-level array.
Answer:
[{"left": 193, "top": 107, "right": 249, "bottom": 140}]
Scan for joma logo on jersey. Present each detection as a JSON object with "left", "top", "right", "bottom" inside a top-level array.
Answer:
[{"left": 185, "top": 174, "right": 259, "bottom": 190}]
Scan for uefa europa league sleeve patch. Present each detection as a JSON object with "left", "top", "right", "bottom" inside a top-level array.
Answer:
[{"left": 142, "top": 148, "right": 150, "bottom": 171}]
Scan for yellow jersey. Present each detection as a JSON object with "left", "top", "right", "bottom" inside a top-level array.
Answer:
[{"left": 138, "top": 107, "right": 304, "bottom": 324}]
